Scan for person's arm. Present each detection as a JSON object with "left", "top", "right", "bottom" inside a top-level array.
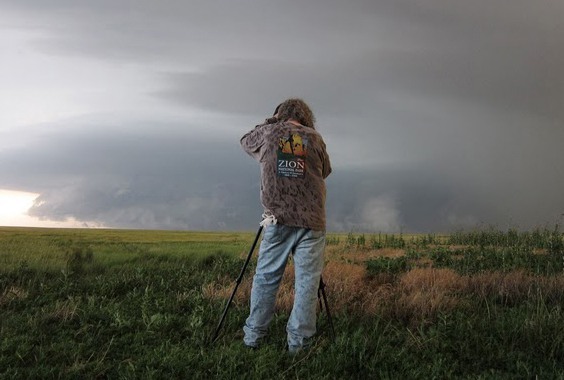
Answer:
[
  {"left": 240, "top": 117, "right": 277, "bottom": 160},
  {"left": 240, "top": 127, "right": 263, "bottom": 160}
]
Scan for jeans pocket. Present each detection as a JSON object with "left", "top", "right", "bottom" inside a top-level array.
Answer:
[{"left": 262, "top": 224, "right": 282, "bottom": 244}]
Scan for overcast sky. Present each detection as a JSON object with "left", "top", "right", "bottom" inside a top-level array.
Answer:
[{"left": 1, "top": 0, "right": 563, "bottom": 232}]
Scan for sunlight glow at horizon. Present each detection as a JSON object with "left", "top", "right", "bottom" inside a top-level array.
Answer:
[{"left": 0, "top": 189, "right": 86, "bottom": 228}]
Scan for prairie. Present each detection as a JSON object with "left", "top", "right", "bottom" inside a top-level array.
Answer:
[{"left": 1, "top": 226, "right": 563, "bottom": 378}]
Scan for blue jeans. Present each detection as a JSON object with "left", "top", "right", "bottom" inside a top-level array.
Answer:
[{"left": 243, "top": 224, "right": 326, "bottom": 350}]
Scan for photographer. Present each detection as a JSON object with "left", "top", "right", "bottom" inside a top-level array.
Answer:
[{"left": 240, "top": 98, "right": 332, "bottom": 353}]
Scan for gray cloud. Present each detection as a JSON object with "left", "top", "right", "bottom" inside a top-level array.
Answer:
[
  {"left": 0, "top": 0, "right": 383, "bottom": 66},
  {"left": 4, "top": 0, "right": 562, "bottom": 124}
]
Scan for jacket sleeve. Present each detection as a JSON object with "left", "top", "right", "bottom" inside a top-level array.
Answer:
[
  {"left": 320, "top": 140, "right": 332, "bottom": 179},
  {"left": 240, "top": 124, "right": 266, "bottom": 161},
  {"left": 240, "top": 118, "right": 277, "bottom": 160}
]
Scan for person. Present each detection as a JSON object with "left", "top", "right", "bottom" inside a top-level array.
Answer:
[{"left": 240, "top": 98, "right": 332, "bottom": 353}]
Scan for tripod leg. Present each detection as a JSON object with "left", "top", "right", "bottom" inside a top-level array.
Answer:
[
  {"left": 319, "top": 276, "right": 336, "bottom": 342},
  {"left": 210, "top": 225, "right": 263, "bottom": 344},
  {"left": 317, "top": 287, "right": 324, "bottom": 312}
]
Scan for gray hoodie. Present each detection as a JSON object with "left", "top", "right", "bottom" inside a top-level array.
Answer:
[{"left": 241, "top": 120, "right": 331, "bottom": 231}]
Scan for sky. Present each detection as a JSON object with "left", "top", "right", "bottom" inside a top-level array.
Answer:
[{"left": 0, "top": 0, "right": 563, "bottom": 232}]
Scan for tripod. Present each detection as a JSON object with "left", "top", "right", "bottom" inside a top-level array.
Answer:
[{"left": 210, "top": 225, "right": 336, "bottom": 343}]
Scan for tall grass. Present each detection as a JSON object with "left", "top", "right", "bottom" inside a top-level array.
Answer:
[{"left": 448, "top": 225, "right": 564, "bottom": 252}]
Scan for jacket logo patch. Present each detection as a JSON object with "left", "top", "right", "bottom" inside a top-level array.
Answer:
[{"left": 277, "top": 133, "right": 307, "bottom": 178}]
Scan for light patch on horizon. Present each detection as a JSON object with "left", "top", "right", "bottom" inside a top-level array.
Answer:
[{"left": 0, "top": 189, "right": 99, "bottom": 228}]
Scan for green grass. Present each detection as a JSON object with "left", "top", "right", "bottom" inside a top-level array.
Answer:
[
  {"left": 0, "top": 227, "right": 251, "bottom": 271},
  {"left": 1, "top": 227, "right": 564, "bottom": 379}
]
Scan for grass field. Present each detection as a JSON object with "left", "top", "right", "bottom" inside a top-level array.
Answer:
[{"left": 1, "top": 226, "right": 564, "bottom": 379}]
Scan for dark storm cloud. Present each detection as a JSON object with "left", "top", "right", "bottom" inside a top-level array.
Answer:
[
  {"left": 0, "top": 121, "right": 262, "bottom": 230},
  {"left": 0, "top": 119, "right": 448, "bottom": 231},
  {"left": 1, "top": 0, "right": 563, "bottom": 231},
  {"left": 1, "top": 117, "right": 562, "bottom": 231}
]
